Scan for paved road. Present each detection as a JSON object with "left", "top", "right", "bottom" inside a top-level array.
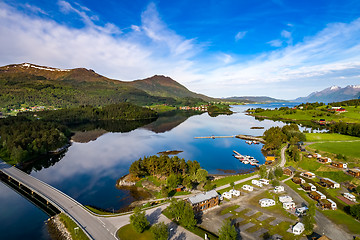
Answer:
[
  {"left": 0, "top": 160, "right": 116, "bottom": 240},
  {"left": 279, "top": 144, "right": 287, "bottom": 167}
]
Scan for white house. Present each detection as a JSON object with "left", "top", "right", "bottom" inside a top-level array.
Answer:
[
  {"left": 292, "top": 222, "right": 305, "bottom": 235},
  {"left": 279, "top": 195, "right": 293, "bottom": 203},
  {"left": 259, "top": 198, "right": 276, "bottom": 207},
  {"left": 344, "top": 193, "right": 356, "bottom": 202},
  {"left": 242, "top": 185, "right": 254, "bottom": 191},
  {"left": 327, "top": 199, "right": 337, "bottom": 210},
  {"left": 274, "top": 186, "right": 284, "bottom": 193},
  {"left": 229, "top": 189, "right": 240, "bottom": 197},
  {"left": 309, "top": 183, "right": 317, "bottom": 191},
  {"left": 259, "top": 179, "right": 270, "bottom": 185},
  {"left": 222, "top": 192, "right": 232, "bottom": 199},
  {"left": 283, "top": 202, "right": 296, "bottom": 210},
  {"left": 252, "top": 180, "right": 263, "bottom": 187},
  {"left": 316, "top": 191, "right": 327, "bottom": 200}
]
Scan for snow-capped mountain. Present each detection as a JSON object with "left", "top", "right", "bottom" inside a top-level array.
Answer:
[{"left": 295, "top": 85, "right": 360, "bottom": 103}]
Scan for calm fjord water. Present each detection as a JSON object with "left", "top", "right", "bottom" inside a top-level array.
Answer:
[{"left": 0, "top": 103, "right": 298, "bottom": 239}]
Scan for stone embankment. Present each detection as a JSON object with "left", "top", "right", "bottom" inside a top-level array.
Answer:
[
  {"left": 47, "top": 215, "right": 72, "bottom": 240},
  {"left": 235, "top": 134, "right": 265, "bottom": 143},
  {"left": 116, "top": 174, "right": 136, "bottom": 187}
]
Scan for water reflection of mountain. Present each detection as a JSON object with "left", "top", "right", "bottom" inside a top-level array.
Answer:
[
  {"left": 142, "top": 110, "right": 204, "bottom": 133},
  {"left": 71, "top": 119, "right": 155, "bottom": 143},
  {"left": 19, "top": 150, "right": 68, "bottom": 174}
]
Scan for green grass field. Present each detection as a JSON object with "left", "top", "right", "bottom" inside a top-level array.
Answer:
[
  {"left": 305, "top": 133, "right": 360, "bottom": 142},
  {"left": 251, "top": 106, "right": 360, "bottom": 123},
  {"left": 321, "top": 210, "right": 360, "bottom": 235},
  {"left": 308, "top": 141, "right": 360, "bottom": 162},
  {"left": 59, "top": 213, "right": 89, "bottom": 240},
  {"left": 117, "top": 224, "right": 154, "bottom": 240},
  {"left": 212, "top": 172, "right": 257, "bottom": 188}
]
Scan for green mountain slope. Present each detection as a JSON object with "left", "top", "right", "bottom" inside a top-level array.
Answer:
[
  {"left": 128, "top": 75, "right": 215, "bottom": 101},
  {"left": 0, "top": 63, "right": 211, "bottom": 110}
]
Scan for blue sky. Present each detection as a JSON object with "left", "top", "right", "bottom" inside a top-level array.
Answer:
[{"left": 1, "top": 0, "right": 360, "bottom": 99}]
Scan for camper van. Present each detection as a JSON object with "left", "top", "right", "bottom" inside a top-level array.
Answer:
[
  {"left": 242, "top": 185, "right": 254, "bottom": 192},
  {"left": 259, "top": 179, "right": 270, "bottom": 185},
  {"left": 252, "top": 180, "right": 263, "bottom": 187}
]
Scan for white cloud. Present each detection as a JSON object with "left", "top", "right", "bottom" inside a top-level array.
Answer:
[
  {"left": 267, "top": 39, "right": 283, "bottom": 47},
  {"left": 235, "top": 31, "right": 247, "bottom": 41},
  {"left": 0, "top": 1, "right": 360, "bottom": 99}
]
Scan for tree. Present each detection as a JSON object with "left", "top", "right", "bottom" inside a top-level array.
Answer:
[
  {"left": 151, "top": 222, "right": 168, "bottom": 240},
  {"left": 218, "top": 220, "right": 237, "bottom": 240},
  {"left": 167, "top": 174, "right": 181, "bottom": 189},
  {"left": 195, "top": 168, "right": 208, "bottom": 183},
  {"left": 349, "top": 204, "right": 360, "bottom": 220},
  {"left": 303, "top": 202, "right": 316, "bottom": 235},
  {"left": 272, "top": 179, "right": 280, "bottom": 187},
  {"left": 230, "top": 182, "right": 235, "bottom": 189},
  {"left": 167, "top": 199, "right": 196, "bottom": 228},
  {"left": 274, "top": 167, "right": 283, "bottom": 178},
  {"left": 130, "top": 207, "right": 149, "bottom": 233},
  {"left": 259, "top": 165, "right": 267, "bottom": 178}
]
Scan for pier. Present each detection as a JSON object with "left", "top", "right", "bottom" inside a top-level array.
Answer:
[
  {"left": 194, "top": 136, "right": 234, "bottom": 139},
  {"left": 235, "top": 134, "right": 265, "bottom": 143}
]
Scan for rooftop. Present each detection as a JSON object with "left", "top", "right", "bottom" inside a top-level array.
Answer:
[{"left": 188, "top": 190, "right": 219, "bottom": 205}]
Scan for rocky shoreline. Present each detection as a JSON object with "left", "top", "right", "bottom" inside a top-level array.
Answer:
[{"left": 46, "top": 214, "right": 72, "bottom": 240}]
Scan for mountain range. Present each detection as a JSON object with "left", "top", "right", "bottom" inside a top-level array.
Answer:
[
  {"left": 0, "top": 63, "right": 214, "bottom": 109},
  {"left": 223, "top": 96, "right": 287, "bottom": 103},
  {"left": 294, "top": 85, "right": 360, "bottom": 103}
]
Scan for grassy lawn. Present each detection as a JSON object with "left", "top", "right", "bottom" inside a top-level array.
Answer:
[
  {"left": 220, "top": 205, "right": 240, "bottom": 215},
  {"left": 307, "top": 141, "right": 360, "bottom": 162},
  {"left": 212, "top": 172, "right": 257, "bottom": 188},
  {"left": 117, "top": 224, "right": 154, "bottom": 240},
  {"left": 297, "top": 158, "right": 322, "bottom": 172},
  {"left": 305, "top": 133, "right": 360, "bottom": 142},
  {"left": 59, "top": 213, "right": 89, "bottom": 240},
  {"left": 85, "top": 206, "right": 113, "bottom": 215},
  {"left": 315, "top": 171, "right": 353, "bottom": 183},
  {"left": 321, "top": 210, "right": 360, "bottom": 235}
]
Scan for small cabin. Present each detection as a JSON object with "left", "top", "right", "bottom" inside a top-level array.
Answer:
[
  {"left": 343, "top": 193, "right": 356, "bottom": 202},
  {"left": 348, "top": 168, "right": 360, "bottom": 177},
  {"left": 274, "top": 185, "right": 284, "bottom": 193},
  {"left": 292, "top": 222, "right": 305, "bottom": 235},
  {"left": 301, "top": 182, "right": 316, "bottom": 192},
  {"left": 318, "top": 157, "right": 332, "bottom": 163},
  {"left": 292, "top": 177, "right": 305, "bottom": 185},
  {"left": 279, "top": 195, "right": 293, "bottom": 203},
  {"left": 242, "top": 185, "right": 254, "bottom": 192},
  {"left": 309, "top": 191, "right": 326, "bottom": 201},
  {"left": 302, "top": 171, "right": 315, "bottom": 179},
  {"left": 284, "top": 166, "right": 296, "bottom": 176},
  {"left": 331, "top": 162, "right": 347, "bottom": 169},
  {"left": 319, "top": 199, "right": 332, "bottom": 209},
  {"left": 259, "top": 198, "right": 276, "bottom": 207},
  {"left": 283, "top": 202, "right": 296, "bottom": 210},
  {"left": 319, "top": 178, "right": 340, "bottom": 189},
  {"left": 188, "top": 190, "right": 220, "bottom": 212},
  {"left": 175, "top": 185, "right": 185, "bottom": 192},
  {"left": 266, "top": 154, "right": 275, "bottom": 161}
]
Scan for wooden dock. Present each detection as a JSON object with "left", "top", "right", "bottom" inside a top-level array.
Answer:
[
  {"left": 235, "top": 134, "right": 265, "bottom": 143},
  {"left": 194, "top": 136, "right": 234, "bottom": 139}
]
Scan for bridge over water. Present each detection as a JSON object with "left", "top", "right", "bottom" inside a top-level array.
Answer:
[{"left": 0, "top": 160, "right": 117, "bottom": 240}]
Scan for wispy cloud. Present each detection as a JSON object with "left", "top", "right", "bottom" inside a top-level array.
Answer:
[
  {"left": 235, "top": 31, "right": 247, "bottom": 41},
  {"left": 0, "top": 1, "right": 360, "bottom": 99}
]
